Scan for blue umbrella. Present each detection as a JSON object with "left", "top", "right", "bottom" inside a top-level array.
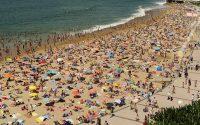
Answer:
[
  {"left": 156, "top": 66, "right": 162, "bottom": 71},
  {"left": 108, "top": 51, "right": 114, "bottom": 59},
  {"left": 47, "top": 70, "right": 57, "bottom": 75},
  {"left": 154, "top": 46, "right": 161, "bottom": 51}
]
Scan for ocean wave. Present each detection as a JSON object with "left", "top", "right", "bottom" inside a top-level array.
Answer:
[
  {"left": 155, "top": 1, "right": 166, "bottom": 5},
  {"left": 80, "top": 2, "right": 165, "bottom": 34}
]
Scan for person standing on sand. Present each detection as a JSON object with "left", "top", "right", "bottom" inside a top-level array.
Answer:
[
  {"left": 172, "top": 85, "right": 176, "bottom": 94},
  {"left": 182, "top": 82, "right": 185, "bottom": 88},
  {"left": 187, "top": 86, "right": 190, "bottom": 93},
  {"left": 188, "top": 78, "right": 191, "bottom": 86},
  {"left": 130, "top": 101, "right": 134, "bottom": 110},
  {"left": 194, "top": 80, "right": 197, "bottom": 87}
]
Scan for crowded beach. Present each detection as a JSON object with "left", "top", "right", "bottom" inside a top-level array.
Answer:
[{"left": 0, "top": 3, "right": 199, "bottom": 125}]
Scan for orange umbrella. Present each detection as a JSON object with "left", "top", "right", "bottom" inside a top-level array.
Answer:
[
  {"left": 89, "top": 88, "right": 97, "bottom": 94},
  {"left": 4, "top": 73, "right": 12, "bottom": 78},
  {"left": 72, "top": 89, "right": 79, "bottom": 96}
]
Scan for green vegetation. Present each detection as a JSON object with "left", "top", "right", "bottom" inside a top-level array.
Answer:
[
  {"left": 148, "top": 100, "right": 200, "bottom": 125},
  {"left": 191, "top": 1, "right": 200, "bottom": 6}
]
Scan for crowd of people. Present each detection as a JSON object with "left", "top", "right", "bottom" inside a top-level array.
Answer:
[{"left": 0, "top": 4, "right": 198, "bottom": 125}]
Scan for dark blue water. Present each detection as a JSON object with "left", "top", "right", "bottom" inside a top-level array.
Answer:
[{"left": 0, "top": 0, "right": 165, "bottom": 35}]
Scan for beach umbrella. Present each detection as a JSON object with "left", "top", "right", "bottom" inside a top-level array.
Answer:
[
  {"left": 30, "top": 93, "right": 38, "bottom": 97},
  {"left": 57, "top": 58, "right": 63, "bottom": 62},
  {"left": 72, "top": 89, "right": 79, "bottom": 97},
  {"left": 6, "top": 57, "right": 13, "bottom": 62},
  {"left": 3, "top": 73, "right": 12, "bottom": 78},
  {"left": 115, "top": 67, "right": 122, "bottom": 73},
  {"left": 156, "top": 66, "right": 163, "bottom": 71},
  {"left": 113, "top": 82, "right": 120, "bottom": 87},
  {"left": 108, "top": 51, "right": 114, "bottom": 58},
  {"left": 154, "top": 46, "right": 161, "bottom": 51},
  {"left": 177, "top": 50, "right": 184, "bottom": 58},
  {"left": 35, "top": 116, "right": 46, "bottom": 123},
  {"left": 114, "top": 99, "right": 121, "bottom": 104},
  {"left": 47, "top": 70, "right": 57, "bottom": 76},
  {"left": 29, "top": 85, "right": 37, "bottom": 91}
]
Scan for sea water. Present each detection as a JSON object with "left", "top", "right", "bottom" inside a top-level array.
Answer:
[{"left": 0, "top": 0, "right": 165, "bottom": 36}]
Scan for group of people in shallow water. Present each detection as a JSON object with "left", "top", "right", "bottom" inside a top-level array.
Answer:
[{"left": 0, "top": 4, "right": 199, "bottom": 125}]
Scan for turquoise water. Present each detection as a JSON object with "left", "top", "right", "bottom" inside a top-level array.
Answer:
[{"left": 0, "top": 0, "right": 165, "bottom": 35}]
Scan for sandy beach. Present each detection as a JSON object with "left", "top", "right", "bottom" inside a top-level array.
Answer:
[{"left": 0, "top": 3, "right": 199, "bottom": 125}]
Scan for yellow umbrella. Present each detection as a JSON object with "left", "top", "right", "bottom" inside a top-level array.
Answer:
[
  {"left": 113, "top": 83, "right": 120, "bottom": 87},
  {"left": 6, "top": 57, "right": 12, "bottom": 62},
  {"left": 35, "top": 117, "right": 43, "bottom": 123},
  {"left": 177, "top": 51, "right": 184, "bottom": 58},
  {"left": 30, "top": 93, "right": 38, "bottom": 97},
  {"left": 29, "top": 85, "right": 37, "bottom": 91}
]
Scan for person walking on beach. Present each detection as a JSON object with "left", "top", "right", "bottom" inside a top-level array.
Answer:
[
  {"left": 182, "top": 82, "right": 185, "bottom": 88},
  {"left": 188, "top": 78, "right": 191, "bottom": 86},
  {"left": 172, "top": 85, "right": 175, "bottom": 94},
  {"left": 130, "top": 101, "right": 134, "bottom": 110},
  {"left": 187, "top": 86, "right": 190, "bottom": 93},
  {"left": 194, "top": 80, "right": 197, "bottom": 87},
  {"left": 135, "top": 107, "right": 139, "bottom": 121}
]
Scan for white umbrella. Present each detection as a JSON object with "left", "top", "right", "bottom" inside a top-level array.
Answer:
[{"left": 57, "top": 58, "right": 63, "bottom": 62}]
